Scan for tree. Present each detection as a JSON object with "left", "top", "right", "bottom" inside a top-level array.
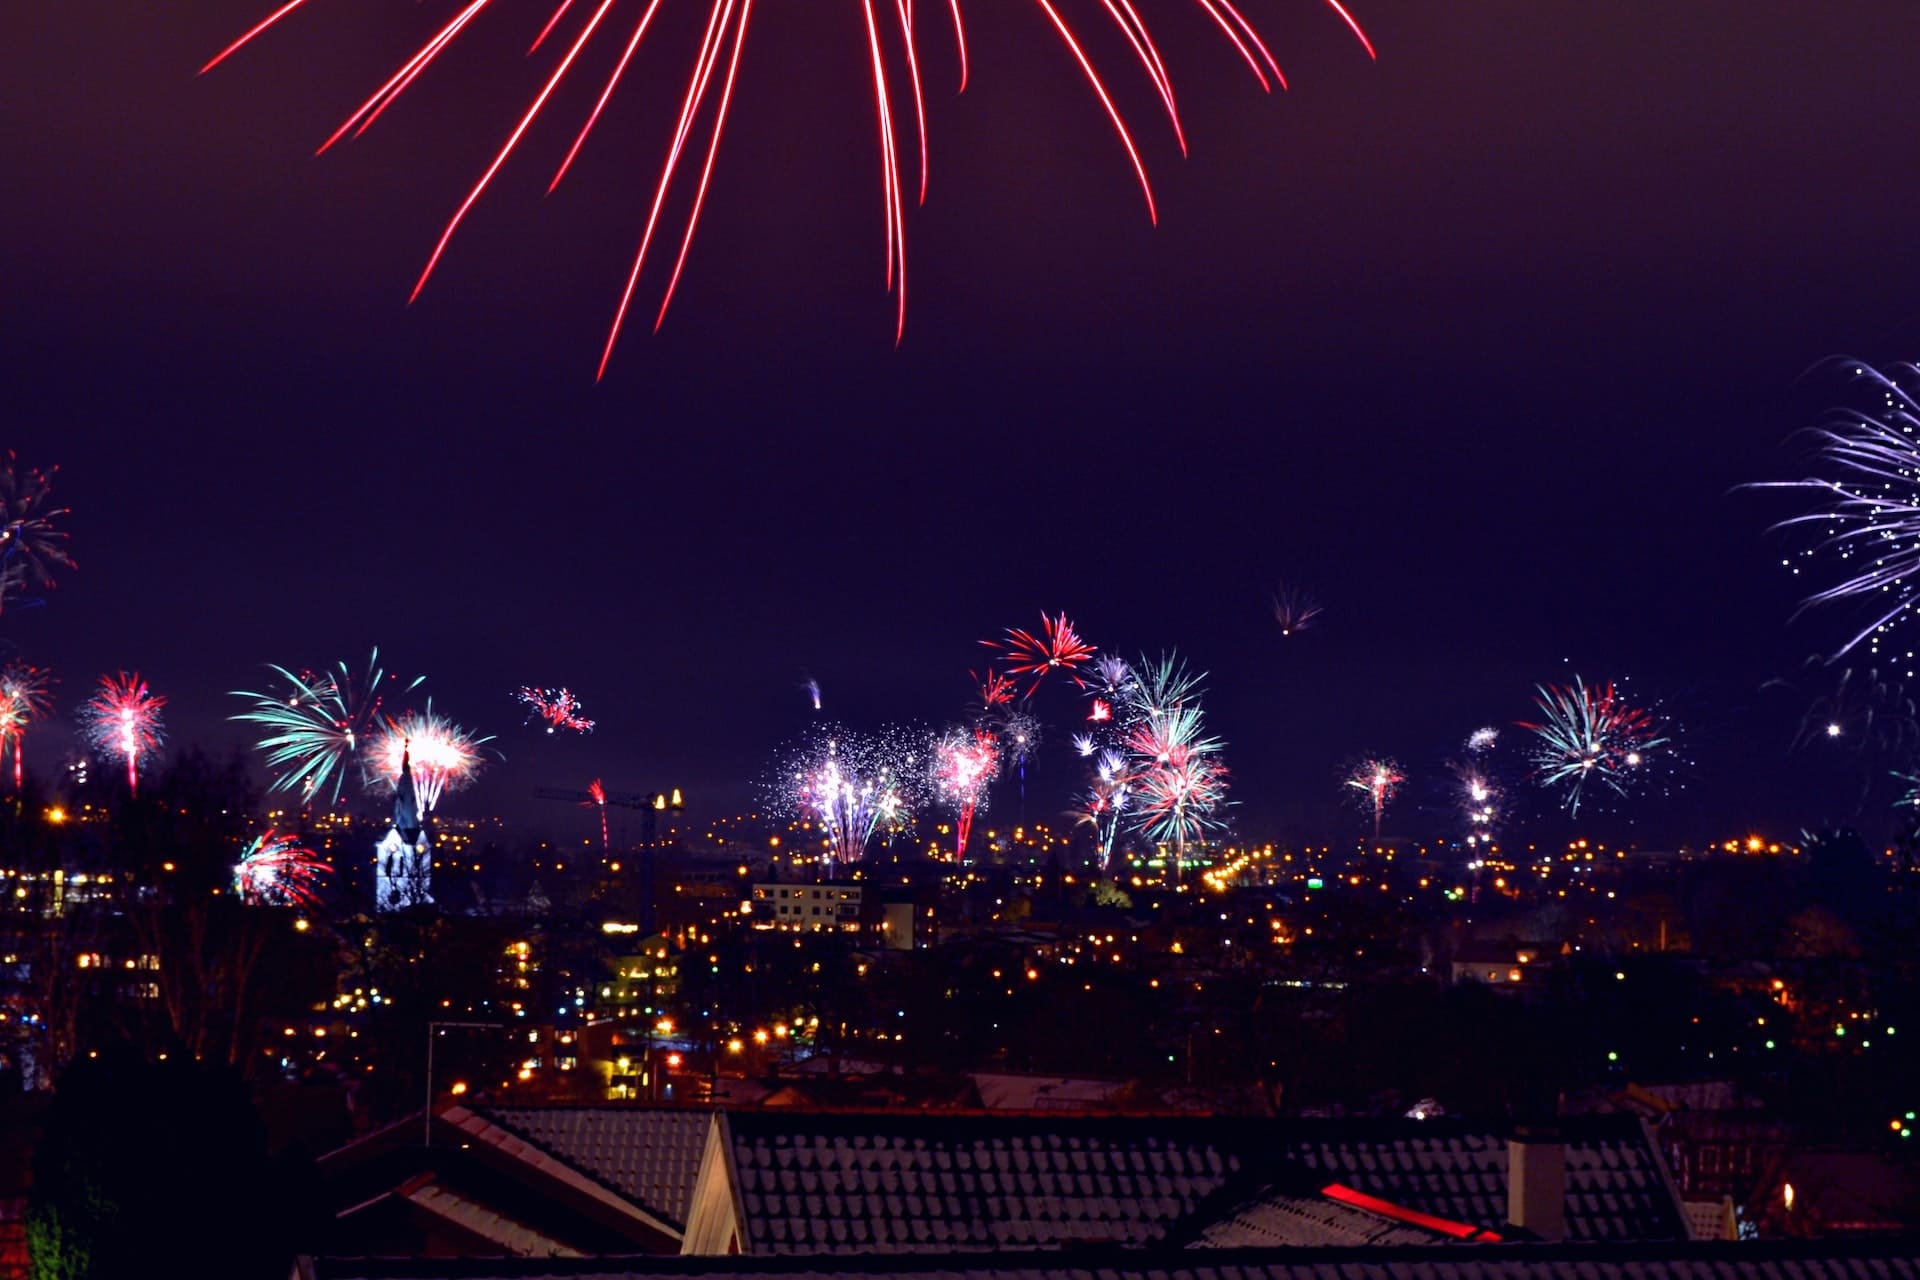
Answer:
[{"left": 28, "top": 1049, "right": 291, "bottom": 1279}]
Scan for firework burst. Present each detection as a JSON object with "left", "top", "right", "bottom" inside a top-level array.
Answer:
[
  {"left": 202, "top": 1, "right": 1375, "bottom": 371},
  {"left": 972, "top": 667, "right": 1018, "bottom": 713},
  {"left": 1465, "top": 726, "right": 1500, "bottom": 754},
  {"left": 231, "top": 651, "right": 424, "bottom": 805},
  {"left": 1271, "top": 583, "right": 1324, "bottom": 636},
  {"left": 933, "top": 725, "right": 1000, "bottom": 861},
  {"left": 0, "top": 663, "right": 54, "bottom": 791},
  {"left": 1124, "top": 677, "right": 1227, "bottom": 873},
  {"left": 1752, "top": 361, "right": 1920, "bottom": 665},
  {"left": 517, "top": 686, "right": 595, "bottom": 733},
  {"left": 1519, "top": 676, "right": 1669, "bottom": 816},
  {"left": 0, "top": 453, "right": 75, "bottom": 617},
  {"left": 1450, "top": 760, "right": 1499, "bottom": 847},
  {"left": 774, "top": 724, "right": 921, "bottom": 875},
  {"left": 364, "top": 704, "right": 497, "bottom": 813},
  {"left": 985, "top": 612, "right": 1097, "bottom": 695},
  {"left": 1344, "top": 757, "right": 1402, "bottom": 842},
  {"left": 233, "top": 830, "right": 330, "bottom": 907},
  {"left": 1077, "top": 748, "right": 1134, "bottom": 874},
  {"left": 78, "top": 673, "right": 167, "bottom": 795}
]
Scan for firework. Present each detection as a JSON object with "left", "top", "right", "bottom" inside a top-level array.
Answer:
[
  {"left": 1344, "top": 757, "right": 1402, "bottom": 842},
  {"left": 1519, "top": 676, "right": 1668, "bottom": 816},
  {"left": 233, "top": 830, "right": 330, "bottom": 907},
  {"left": 774, "top": 724, "right": 921, "bottom": 875},
  {"left": 202, "top": 2, "right": 1374, "bottom": 370},
  {"left": 803, "top": 677, "right": 823, "bottom": 711},
  {"left": 78, "top": 673, "right": 167, "bottom": 795},
  {"left": 1751, "top": 361, "right": 1920, "bottom": 664},
  {"left": 985, "top": 612, "right": 1096, "bottom": 694},
  {"left": 1451, "top": 761, "right": 1499, "bottom": 847},
  {"left": 972, "top": 668, "right": 1018, "bottom": 712},
  {"left": 364, "top": 704, "right": 496, "bottom": 814},
  {"left": 1124, "top": 684, "right": 1227, "bottom": 873},
  {"left": 586, "top": 777, "right": 611, "bottom": 849},
  {"left": 1271, "top": 583, "right": 1324, "bottom": 636},
  {"left": 1077, "top": 748, "right": 1133, "bottom": 874},
  {"left": 0, "top": 663, "right": 54, "bottom": 791},
  {"left": 231, "top": 650, "right": 424, "bottom": 805},
  {"left": 1465, "top": 726, "right": 1499, "bottom": 754},
  {"left": 517, "top": 686, "right": 595, "bottom": 734},
  {"left": 932, "top": 726, "right": 1000, "bottom": 861},
  {"left": 0, "top": 453, "right": 75, "bottom": 616}
]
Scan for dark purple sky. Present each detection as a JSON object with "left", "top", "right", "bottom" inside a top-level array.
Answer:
[{"left": 7, "top": 1, "right": 1920, "bottom": 843}]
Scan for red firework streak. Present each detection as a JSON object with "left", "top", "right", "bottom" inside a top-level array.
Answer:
[
  {"left": 0, "top": 663, "right": 54, "bottom": 792},
  {"left": 934, "top": 727, "right": 999, "bottom": 861},
  {"left": 972, "top": 667, "right": 1018, "bottom": 712},
  {"left": 984, "top": 611, "right": 1097, "bottom": 694},
  {"left": 586, "top": 777, "right": 610, "bottom": 849},
  {"left": 200, "top": 1, "right": 1374, "bottom": 374},
  {"left": 78, "top": 673, "right": 166, "bottom": 796}
]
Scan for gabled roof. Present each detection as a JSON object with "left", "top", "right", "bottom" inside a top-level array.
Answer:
[{"left": 476, "top": 1107, "right": 711, "bottom": 1229}]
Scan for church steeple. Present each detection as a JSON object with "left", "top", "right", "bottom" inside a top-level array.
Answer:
[{"left": 392, "top": 744, "right": 423, "bottom": 847}]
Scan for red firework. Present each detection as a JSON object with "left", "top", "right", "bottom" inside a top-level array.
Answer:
[
  {"left": 234, "top": 830, "right": 331, "bottom": 907},
  {"left": 201, "top": 1, "right": 1374, "bottom": 373},
  {"left": 933, "top": 727, "right": 1000, "bottom": 861},
  {"left": 972, "top": 667, "right": 1018, "bottom": 711},
  {"left": 77, "top": 673, "right": 167, "bottom": 796},
  {"left": 517, "top": 686, "right": 595, "bottom": 734},
  {"left": 585, "top": 777, "right": 610, "bottom": 849},
  {"left": 0, "top": 663, "right": 55, "bottom": 792},
  {"left": 984, "top": 611, "right": 1097, "bottom": 694}
]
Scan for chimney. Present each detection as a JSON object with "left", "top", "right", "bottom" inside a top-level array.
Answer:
[{"left": 1507, "top": 1126, "right": 1566, "bottom": 1241}]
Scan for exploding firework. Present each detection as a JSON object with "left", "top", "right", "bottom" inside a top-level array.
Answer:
[
  {"left": 1125, "top": 651, "right": 1205, "bottom": 724},
  {"left": 364, "top": 704, "right": 497, "bottom": 813},
  {"left": 1344, "top": 757, "right": 1402, "bottom": 842},
  {"left": 586, "top": 777, "right": 611, "bottom": 849},
  {"left": 985, "top": 612, "right": 1097, "bottom": 695},
  {"left": 78, "top": 673, "right": 167, "bottom": 795},
  {"left": 0, "top": 454, "right": 75, "bottom": 617},
  {"left": 1271, "top": 583, "right": 1324, "bottom": 636},
  {"left": 517, "top": 686, "right": 595, "bottom": 734},
  {"left": 1077, "top": 748, "right": 1134, "bottom": 873},
  {"left": 1465, "top": 726, "right": 1500, "bottom": 754},
  {"left": 1124, "top": 685, "right": 1226, "bottom": 873},
  {"left": 1753, "top": 361, "right": 1920, "bottom": 665},
  {"left": 0, "top": 663, "right": 54, "bottom": 792},
  {"left": 972, "top": 668, "right": 1018, "bottom": 712},
  {"left": 1519, "top": 676, "right": 1669, "bottom": 816},
  {"left": 932, "top": 726, "right": 1000, "bottom": 861},
  {"left": 202, "top": 1, "right": 1375, "bottom": 371},
  {"left": 774, "top": 724, "right": 921, "bottom": 875},
  {"left": 231, "top": 651, "right": 424, "bottom": 805},
  {"left": 233, "top": 830, "right": 330, "bottom": 907},
  {"left": 1451, "top": 761, "right": 1499, "bottom": 847}
]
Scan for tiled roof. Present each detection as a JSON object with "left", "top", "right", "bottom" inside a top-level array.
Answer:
[
  {"left": 477, "top": 1107, "right": 711, "bottom": 1229},
  {"left": 721, "top": 1112, "right": 1247, "bottom": 1253},
  {"left": 1274, "top": 1117, "right": 1685, "bottom": 1242},
  {"left": 1183, "top": 1187, "right": 1450, "bottom": 1248},
  {"left": 305, "top": 1239, "right": 1920, "bottom": 1280}
]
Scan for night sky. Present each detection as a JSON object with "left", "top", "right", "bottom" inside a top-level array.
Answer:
[{"left": 7, "top": 1, "right": 1920, "bottom": 844}]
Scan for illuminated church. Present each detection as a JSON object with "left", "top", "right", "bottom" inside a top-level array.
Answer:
[{"left": 375, "top": 747, "right": 432, "bottom": 910}]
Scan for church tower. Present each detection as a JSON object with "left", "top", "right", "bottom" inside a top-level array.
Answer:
[{"left": 375, "top": 745, "right": 433, "bottom": 910}]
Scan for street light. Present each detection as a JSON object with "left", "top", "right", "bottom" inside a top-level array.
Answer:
[{"left": 425, "top": 1020, "right": 500, "bottom": 1147}]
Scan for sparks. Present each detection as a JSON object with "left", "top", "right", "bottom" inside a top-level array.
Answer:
[
  {"left": 985, "top": 612, "right": 1097, "bottom": 694},
  {"left": 516, "top": 685, "right": 595, "bottom": 734},
  {"left": 1271, "top": 582, "right": 1324, "bottom": 636},
  {"left": 1344, "top": 757, "right": 1402, "bottom": 842},
  {"left": 0, "top": 453, "right": 76, "bottom": 617},
  {"left": 1519, "top": 676, "right": 1669, "bottom": 816},
  {"left": 773, "top": 724, "right": 921, "bottom": 876},
  {"left": 364, "top": 704, "right": 497, "bottom": 814},
  {"left": 234, "top": 830, "right": 331, "bottom": 907},
  {"left": 202, "top": 1, "right": 1377, "bottom": 372},
  {"left": 932, "top": 725, "right": 1000, "bottom": 861},
  {"left": 231, "top": 650, "right": 424, "bottom": 805},
  {"left": 0, "top": 663, "right": 55, "bottom": 792},
  {"left": 78, "top": 673, "right": 167, "bottom": 796}
]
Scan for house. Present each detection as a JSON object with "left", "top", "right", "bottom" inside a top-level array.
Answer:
[{"left": 1449, "top": 942, "right": 1555, "bottom": 989}]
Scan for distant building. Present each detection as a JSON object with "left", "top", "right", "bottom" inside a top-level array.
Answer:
[
  {"left": 1451, "top": 941, "right": 1557, "bottom": 989},
  {"left": 748, "top": 883, "right": 862, "bottom": 932}
]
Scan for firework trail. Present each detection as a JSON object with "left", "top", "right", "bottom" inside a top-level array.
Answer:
[
  {"left": 517, "top": 686, "right": 595, "bottom": 733},
  {"left": 933, "top": 725, "right": 999, "bottom": 861},
  {"left": 201, "top": 2, "right": 1375, "bottom": 370},
  {"left": 78, "top": 673, "right": 167, "bottom": 795},
  {"left": 1519, "top": 676, "right": 1668, "bottom": 816},
  {"left": 984, "top": 612, "right": 1097, "bottom": 695},
  {"left": 774, "top": 724, "right": 921, "bottom": 875},
  {"left": 586, "top": 777, "right": 611, "bottom": 849},
  {"left": 1077, "top": 748, "right": 1133, "bottom": 873},
  {"left": 231, "top": 650, "right": 424, "bottom": 805},
  {"left": 0, "top": 663, "right": 54, "bottom": 792},
  {"left": 1750, "top": 361, "right": 1920, "bottom": 664},
  {"left": 233, "top": 830, "right": 331, "bottom": 907},
  {"left": 364, "top": 704, "right": 497, "bottom": 813},
  {"left": 0, "top": 454, "right": 75, "bottom": 617},
  {"left": 803, "top": 677, "right": 823, "bottom": 712},
  {"left": 1271, "top": 583, "right": 1324, "bottom": 636},
  {"left": 1344, "top": 757, "right": 1402, "bottom": 842}
]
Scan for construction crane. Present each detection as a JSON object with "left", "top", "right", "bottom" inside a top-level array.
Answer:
[{"left": 534, "top": 782, "right": 684, "bottom": 932}]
